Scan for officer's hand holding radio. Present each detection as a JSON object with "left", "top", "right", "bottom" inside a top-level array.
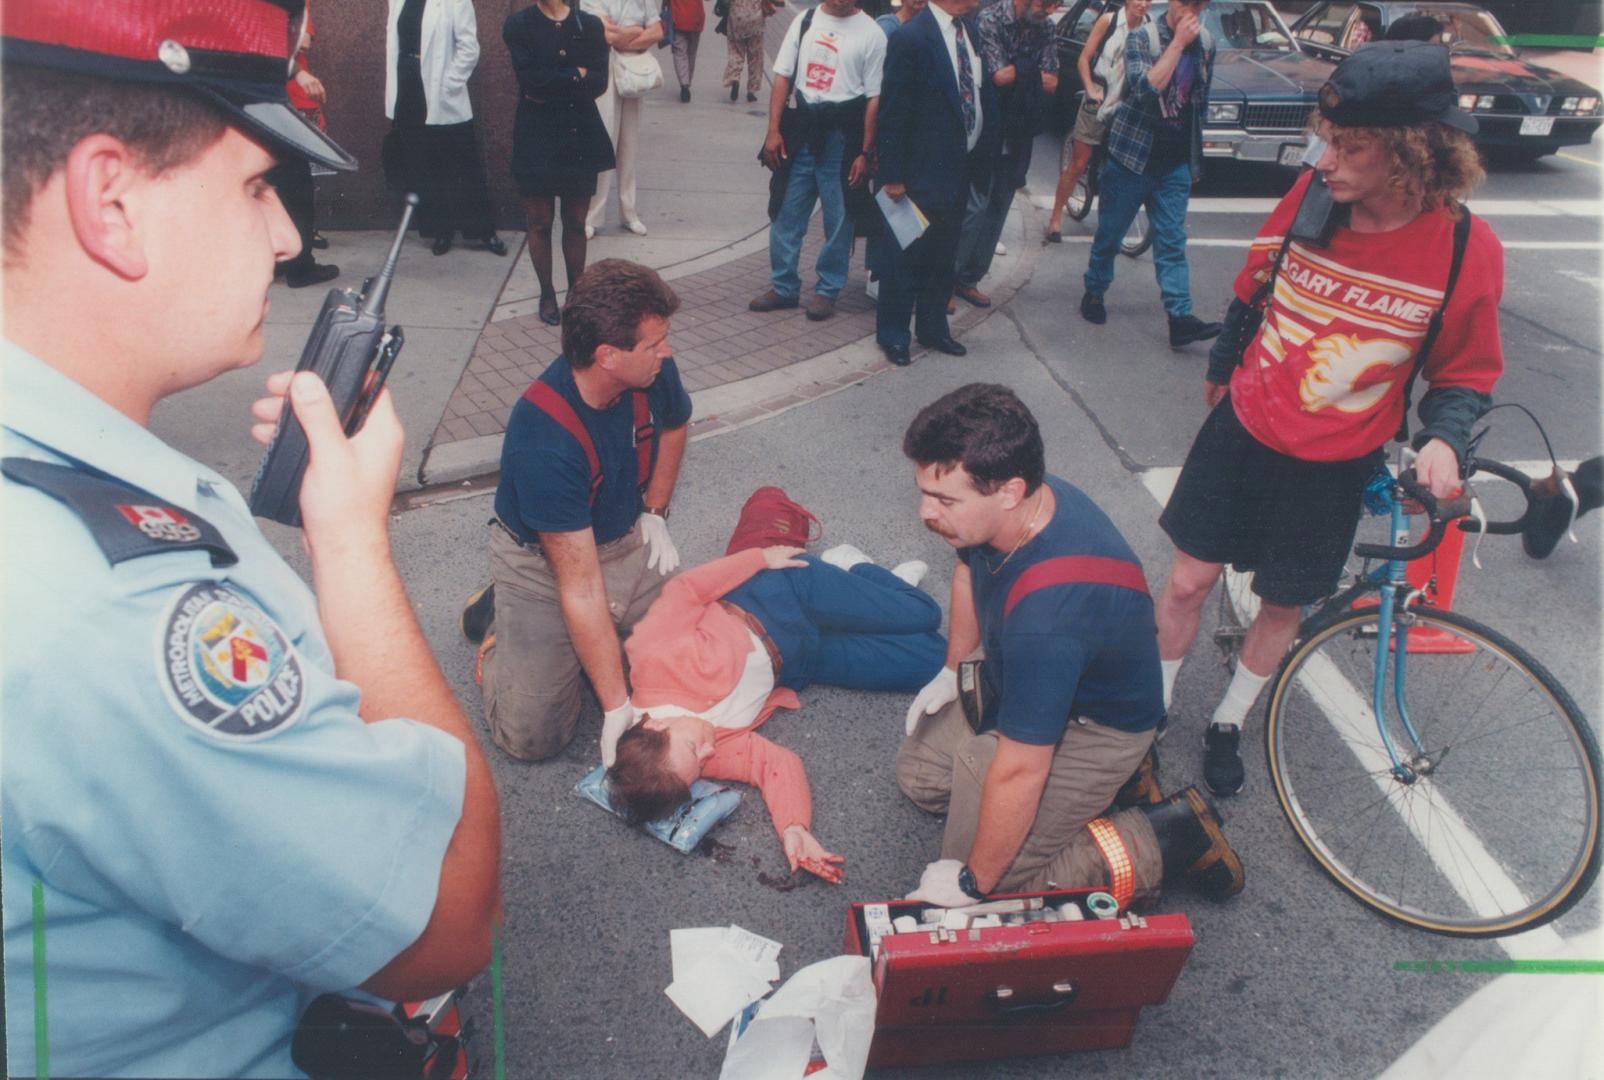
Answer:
[{"left": 250, "top": 369, "right": 404, "bottom": 557}]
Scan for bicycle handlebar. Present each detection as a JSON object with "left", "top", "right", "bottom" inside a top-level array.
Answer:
[
  {"left": 1458, "top": 458, "right": 1539, "bottom": 535},
  {"left": 1352, "top": 468, "right": 1477, "bottom": 563}
]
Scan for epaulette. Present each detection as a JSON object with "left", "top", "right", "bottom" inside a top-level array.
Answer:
[{"left": 2, "top": 457, "right": 238, "bottom": 568}]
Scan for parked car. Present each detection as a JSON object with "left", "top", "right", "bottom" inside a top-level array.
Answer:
[
  {"left": 1050, "top": 0, "right": 1335, "bottom": 168},
  {"left": 1290, "top": 2, "right": 1603, "bottom": 158}
]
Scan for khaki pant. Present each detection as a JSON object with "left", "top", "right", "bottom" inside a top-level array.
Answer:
[
  {"left": 587, "top": 63, "right": 644, "bottom": 230},
  {"left": 480, "top": 521, "right": 668, "bottom": 760},
  {"left": 896, "top": 665, "right": 1164, "bottom": 897},
  {"left": 722, "top": 36, "right": 764, "bottom": 97}
]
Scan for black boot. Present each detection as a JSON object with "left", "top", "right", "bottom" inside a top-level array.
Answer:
[
  {"left": 1140, "top": 786, "right": 1244, "bottom": 900},
  {"left": 1113, "top": 746, "right": 1164, "bottom": 809},
  {"left": 459, "top": 584, "right": 496, "bottom": 644}
]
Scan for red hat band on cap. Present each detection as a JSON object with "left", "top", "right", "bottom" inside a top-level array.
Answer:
[{"left": 2, "top": 0, "right": 293, "bottom": 72}]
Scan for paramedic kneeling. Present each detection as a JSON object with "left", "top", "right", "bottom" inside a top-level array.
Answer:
[{"left": 895, "top": 384, "right": 1243, "bottom": 909}]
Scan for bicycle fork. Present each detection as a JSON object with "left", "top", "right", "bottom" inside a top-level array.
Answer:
[{"left": 1373, "top": 496, "right": 1430, "bottom": 782}]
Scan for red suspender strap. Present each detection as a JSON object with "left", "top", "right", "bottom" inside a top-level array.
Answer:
[
  {"left": 632, "top": 391, "right": 658, "bottom": 492},
  {"left": 523, "top": 380, "right": 603, "bottom": 503},
  {"left": 1003, "top": 556, "right": 1150, "bottom": 619}
]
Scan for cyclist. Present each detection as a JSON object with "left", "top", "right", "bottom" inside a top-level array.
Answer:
[{"left": 1153, "top": 41, "right": 1505, "bottom": 795}]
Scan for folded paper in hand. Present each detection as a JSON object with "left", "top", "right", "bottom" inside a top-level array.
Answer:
[{"left": 876, "top": 188, "right": 929, "bottom": 250}]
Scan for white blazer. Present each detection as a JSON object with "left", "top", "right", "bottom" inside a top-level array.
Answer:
[{"left": 385, "top": 0, "right": 481, "bottom": 124}]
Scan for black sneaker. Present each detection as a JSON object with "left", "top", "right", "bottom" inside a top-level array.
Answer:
[
  {"left": 459, "top": 584, "right": 496, "bottom": 644},
  {"left": 1169, "top": 314, "right": 1223, "bottom": 348},
  {"left": 1080, "top": 291, "right": 1106, "bottom": 324},
  {"left": 1202, "top": 722, "right": 1245, "bottom": 796}
]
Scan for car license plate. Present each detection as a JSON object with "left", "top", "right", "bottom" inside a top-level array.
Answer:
[
  {"left": 1279, "top": 143, "right": 1307, "bottom": 167},
  {"left": 1521, "top": 116, "right": 1556, "bottom": 136}
]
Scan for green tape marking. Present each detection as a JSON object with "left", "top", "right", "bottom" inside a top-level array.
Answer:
[
  {"left": 493, "top": 921, "right": 505, "bottom": 1080},
  {"left": 32, "top": 880, "right": 49, "bottom": 1080},
  {"left": 1395, "top": 959, "right": 1604, "bottom": 974},
  {"left": 1489, "top": 34, "right": 1604, "bottom": 48}
]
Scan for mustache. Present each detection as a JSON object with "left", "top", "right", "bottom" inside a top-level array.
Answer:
[{"left": 923, "top": 519, "right": 957, "bottom": 540}]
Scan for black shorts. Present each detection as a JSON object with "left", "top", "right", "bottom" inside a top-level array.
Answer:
[{"left": 1159, "top": 398, "right": 1384, "bottom": 607}]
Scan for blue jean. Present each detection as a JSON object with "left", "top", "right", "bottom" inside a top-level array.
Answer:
[
  {"left": 1083, "top": 157, "right": 1194, "bottom": 317},
  {"left": 769, "top": 129, "right": 854, "bottom": 300},
  {"left": 954, "top": 171, "right": 1013, "bottom": 289},
  {"left": 723, "top": 557, "right": 945, "bottom": 693}
]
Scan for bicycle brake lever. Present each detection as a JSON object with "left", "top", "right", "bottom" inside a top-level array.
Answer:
[{"left": 1467, "top": 496, "right": 1488, "bottom": 569}]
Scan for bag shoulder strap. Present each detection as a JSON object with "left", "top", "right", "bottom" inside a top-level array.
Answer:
[
  {"left": 523, "top": 379, "right": 604, "bottom": 504},
  {"left": 632, "top": 390, "right": 659, "bottom": 494},
  {"left": 1395, "top": 206, "right": 1474, "bottom": 442},
  {"left": 1003, "top": 555, "right": 1150, "bottom": 620},
  {"left": 789, "top": 7, "right": 816, "bottom": 109}
]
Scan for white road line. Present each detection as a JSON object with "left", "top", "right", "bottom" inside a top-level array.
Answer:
[{"left": 1140, "top": 462, "right": 1577, "bottom": 960}]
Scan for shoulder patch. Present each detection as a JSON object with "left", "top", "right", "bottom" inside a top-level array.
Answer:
[
  {"left": 2, "top": 457, "right": 237, "bottom": 568},
  {"left": 158, "top": 583, "right": 306, "bottom": 741}
]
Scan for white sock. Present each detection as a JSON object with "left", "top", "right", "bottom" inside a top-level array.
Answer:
[
  {"left": 820, "top": 543, "right": 871, "bottom": 571},
  {"left": 1160, "top": 658, "right": 1183, "bottom": 711},
  {"left": 891, "top": 560, "right": 928, "bottom": 588},
  {"left": 1211, "top": 664, "right": 1272, "bottom": 729}
]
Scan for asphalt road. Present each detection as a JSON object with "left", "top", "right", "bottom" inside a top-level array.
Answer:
[{"left": 359, "top": 136, "right": 1602, "bottom": 1078}]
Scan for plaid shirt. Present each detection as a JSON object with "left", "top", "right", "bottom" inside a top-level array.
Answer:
[
  {"left": 976, "top": 0, "right": 1059, "bottom": 80},
  {"left": 1105, "top": 17, "right": 1213, "bottom": 178}
]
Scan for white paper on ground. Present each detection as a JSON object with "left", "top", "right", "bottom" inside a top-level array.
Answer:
[
  {"left": 876, "top": 188, "right": 929, "bottom": 250},
  {"left": 665, "top": 952, "right": 773, "bottom": 1038},
  {"left": 716, "top": 1015, "right": 816, "bottom": 1080},
  {"left": 744, "top": 955, "right": 877, "bottom": 1080},
  {"left": 723, "top": 924, "right": 783, "bottom": 977},
  {"left": 669, "top": 927, "right": 729, "bottom": 981}
]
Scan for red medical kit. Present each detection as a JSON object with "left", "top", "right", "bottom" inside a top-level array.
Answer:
[{"left": 843, "top": 889, "right": 1193, "bottom": 1068}]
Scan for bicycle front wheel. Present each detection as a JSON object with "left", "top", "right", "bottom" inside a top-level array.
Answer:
[{"left": 1265, "top": 604, "right": 1601, "bottom": 936}]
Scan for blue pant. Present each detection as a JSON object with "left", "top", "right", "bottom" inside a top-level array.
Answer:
[
  {"left": 723, "top": 557, "right": 945, "bottom": 693},
  {"left": 770, "top": 129, "right": 854, "bottom": 300},
  {"left": 1083, "top": 157, "right": 1194, "bottom": 318}
]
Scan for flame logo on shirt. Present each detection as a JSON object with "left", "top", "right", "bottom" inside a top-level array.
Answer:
[{"left": 1299, "top": 333, "right": 1413, "bottom": 414}]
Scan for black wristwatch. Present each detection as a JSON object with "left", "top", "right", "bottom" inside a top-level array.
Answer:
[{"left": 957, "top": 864, "right": 987, "bottom": 901}]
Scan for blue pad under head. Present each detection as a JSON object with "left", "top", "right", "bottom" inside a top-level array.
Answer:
[{"left": 574, "top": 765, "right": 744, "bottom": 854}]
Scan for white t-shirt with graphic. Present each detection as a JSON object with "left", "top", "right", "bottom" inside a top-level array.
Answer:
[{"left": 772, "top": 9, "right": 886, "bottom": 104}]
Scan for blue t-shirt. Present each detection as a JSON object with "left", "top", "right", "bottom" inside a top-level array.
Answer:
[
  {"left": 959, "top": 474, "right": 1163, "bottom": 744},
  {"left": 876, "top": 13, "right": 901, "bottom": 36},
  {"left": 495, "top": 356, "right": 692, "bottom": 545}
]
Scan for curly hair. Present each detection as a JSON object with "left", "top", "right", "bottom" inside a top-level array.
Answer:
[
  {"left": 605, "top": 724, "right": 691, "bottom": 824},
  {"left": 1318, "top": 114, "right": 1486, "bottom": 216},
  {"left": 561, "top": 259, "right": 681, "bottom": 369},
  {"left": 902, "top": 383, "right": 1045, "bottom": 496}
]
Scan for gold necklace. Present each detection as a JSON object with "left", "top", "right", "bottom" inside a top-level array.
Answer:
[{"left": 985, "top": 490, "right": 1046, "bottom": 576}]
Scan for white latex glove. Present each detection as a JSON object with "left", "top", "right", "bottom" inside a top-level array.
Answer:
[
  {"left": 639, "top": 512, "right": 680, "bottom": 574},
  {"left": 904, "top": 666, "right": 958, "bottom": 736},
  {"left": 600, "top": 699, "right": 637, "bottom": 769},
  {"left": 906, "top": 858, "right": 973, "bottom": 907}
]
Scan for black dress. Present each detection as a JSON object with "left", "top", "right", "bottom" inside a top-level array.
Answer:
[{"left": 504, "top": 4, "right": 615, "bottom": 199}]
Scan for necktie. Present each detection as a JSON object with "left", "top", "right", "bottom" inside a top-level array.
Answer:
[{"left": 954, "top": 21, "right": 976, "bottom": 138}]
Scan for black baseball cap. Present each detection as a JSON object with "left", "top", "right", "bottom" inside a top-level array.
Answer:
[
  {"left": 1318, "top": 40, "right": 1477, "bottom": 135},
  {"left": 1, "top": 0, "right": 357, "bottom": 171}
]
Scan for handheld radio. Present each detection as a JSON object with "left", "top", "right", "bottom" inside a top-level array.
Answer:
[{"left": 248, "top": 194, "right": 418, "bottom": 527}]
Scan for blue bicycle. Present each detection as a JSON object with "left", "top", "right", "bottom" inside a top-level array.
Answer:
[{"left": 1261, "top": 451, "right": 1601, "bottom": 936}]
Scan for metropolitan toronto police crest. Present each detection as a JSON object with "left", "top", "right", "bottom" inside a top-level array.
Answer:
[{"left": 159, "top": 583, "right": 306, "bottom": 740}]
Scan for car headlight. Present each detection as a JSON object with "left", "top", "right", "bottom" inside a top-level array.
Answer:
[
  {"left": 1458, "top": 92, "right": 1478, "bottom": 110},
  {"left": 1560, "top": 96, "right": 1601, "bottom": 115},
  {"left": 1477, "top": 94, "right": 1496, "bottom": 111},
  {"left": 1584, "top": 97, "right": 1602, "bottom": 114},
  {"left": 1206, "top": 102, "right": 1242, "bottom": 125}
]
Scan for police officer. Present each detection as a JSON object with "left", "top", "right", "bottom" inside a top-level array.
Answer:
[{"left": 1, "top": 3, "right": 502, "bottom": 1076}]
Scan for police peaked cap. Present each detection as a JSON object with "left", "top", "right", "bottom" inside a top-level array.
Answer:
[{"left": 1, "top": 0, "right": 357, "bottom": 171}]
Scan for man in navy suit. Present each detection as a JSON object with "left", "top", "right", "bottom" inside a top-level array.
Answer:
[{"left": 872, "top": 0, "right": 997, "bottom": 365}]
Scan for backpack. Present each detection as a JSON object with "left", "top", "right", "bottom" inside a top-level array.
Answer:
[
  {"left": 521, "top": 380, "right": 659, "bottom": 505},
  {"left": 1096, "top": 14, "right": 1209, "bottom": 124}
]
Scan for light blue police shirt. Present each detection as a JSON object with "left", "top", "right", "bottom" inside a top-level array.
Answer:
[{"left": 1, "top": 343, "right": 467, "bottom": 1078}]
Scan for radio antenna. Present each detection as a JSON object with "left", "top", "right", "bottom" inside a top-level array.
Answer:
[{"left": 360, "top": 192, "right": 420, "bottom": 319}]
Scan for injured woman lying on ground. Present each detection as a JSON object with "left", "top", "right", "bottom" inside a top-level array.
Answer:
[{"left": 604, "top": 542, "right": 947, "bottom": 882}]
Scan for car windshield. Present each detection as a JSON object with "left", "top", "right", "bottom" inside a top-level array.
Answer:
[
  {"left": 1149, "top": 2, "right": 1297, "bottom": 53},
  {"left": 1387, "top": 6, "right": 1515, "bottom": 57}
]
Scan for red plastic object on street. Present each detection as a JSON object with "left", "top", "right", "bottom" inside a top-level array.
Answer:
[
  {"left": 843, "top": 890, "right": 1193, "bottom": 1068},
  {"left": 1356, "top": 516, "right": 1476, "bottom": 654}
]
